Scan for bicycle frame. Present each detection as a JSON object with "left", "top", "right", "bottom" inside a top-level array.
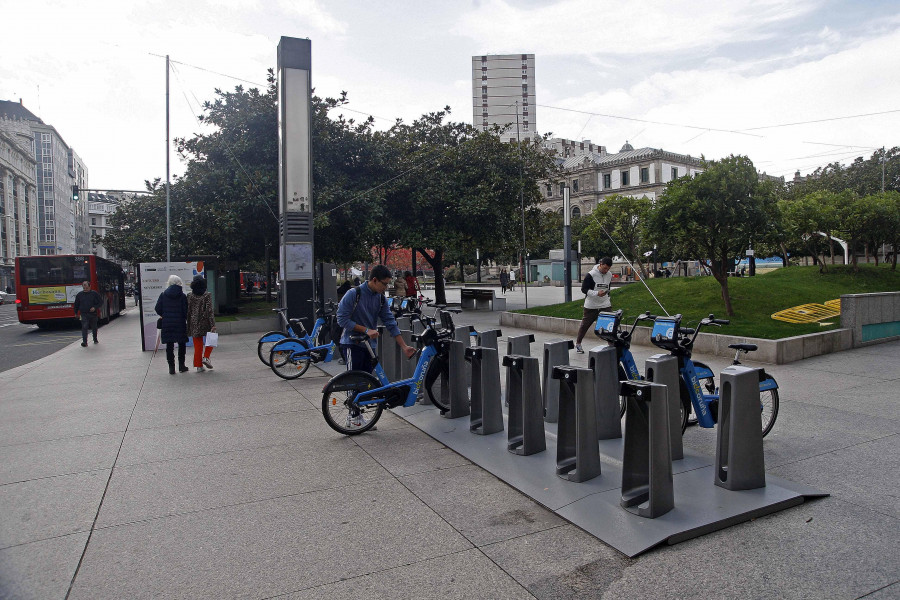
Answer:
[
  {"left": 275, "top": 316, "right": 337, "bottom": 363},
  {"left": 353, "top": 343, "right": 439, "bottom": 409}
]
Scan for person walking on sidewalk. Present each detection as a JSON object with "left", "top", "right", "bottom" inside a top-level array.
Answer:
[
  {"left": 187, "top": 275, "right": 216, "bottom": 372},
  {"left": 499, "top": 270, "right": 509, "bottom": 294},
  {"left": 404, "top": 271, "right": 421, "bottom": 300},
  {"left": 155, "top": 275, "right": 189, "bottom": 374},
  {"left": 574, "top": 257, "right": 614, "bottom": 354},
  {"left": 73, "top": 281, "right": 103, "bottom": 347}
]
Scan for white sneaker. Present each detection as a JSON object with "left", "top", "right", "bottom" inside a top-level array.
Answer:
[
  {"left": 203, "top": 357, "right": 213, "bottom": 369},
  {"left": 575, "top": 343, "right": 584, "bottom": 354},
  {"left": 196, "top": 366, "right": 205, "bottom": 372},
  {"left": 349, "top": 414, "right": 363, "bottom": 427}
]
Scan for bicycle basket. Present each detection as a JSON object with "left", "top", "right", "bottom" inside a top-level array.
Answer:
[
  {"left": 594, "top": 310, "right": 621, "bottom": 342},
  {"left": 649, "top": 316, "right": 681, "bottom": 350}
]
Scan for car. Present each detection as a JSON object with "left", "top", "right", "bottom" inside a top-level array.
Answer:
[{"left": 0, "top": 290, "right": 10, "bottom": 305}]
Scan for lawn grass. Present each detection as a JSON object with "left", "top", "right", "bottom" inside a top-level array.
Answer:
[
  {"left": 516, "top": 264, "right": 900, "bottom": 339},
  {"left": 216, "top": 296, "right": 278, "bottom": 321}
]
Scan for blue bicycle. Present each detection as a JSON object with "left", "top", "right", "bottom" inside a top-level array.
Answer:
[
  {"left": 321, "top": 315, "right": 452, "bottom": 435},
  {"left": 267, "top": 303, "right": 339, "bottom": 380},
  {"left": 257, "top": 303, "right": 335, "bottom": 366},
  {"left": 647, "top": 313, "right": 780, "bottom": 437},
  {"left": 594, "top": 309, "right": 716, "bottom": 419}
]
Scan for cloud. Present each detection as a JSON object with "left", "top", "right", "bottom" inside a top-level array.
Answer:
[
  {"left": 454, "top": 0, "right": 821, "bottom": 56},
  {"left": 277, "top": 0, "right": 348, "bottom": 36}
]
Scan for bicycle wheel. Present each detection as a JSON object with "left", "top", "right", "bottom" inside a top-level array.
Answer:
[
  {"left": 424, "top": 353, "right": 451, "bottom": 412},
  {"left": 693, "top": 361, "right": 716, "bottom": 394},
  {"left": 322, "top": 370, "right": 383, "bottom": 435},
  {"left": 270, "top": 338, "right": 312, "bottom": 379},
  {"left": 760, "top": 387, "right": 779, "bottom": 438},
  {"left": 257, "top": 331, "right": 287, "bottom": 366}
]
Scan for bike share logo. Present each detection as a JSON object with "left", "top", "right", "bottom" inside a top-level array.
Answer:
[
  {"left": 415, "top": 356, "right": 431, "bottom": 391},
  {"left": 690, "top": 374, "right": 708, "bottom": 417}
]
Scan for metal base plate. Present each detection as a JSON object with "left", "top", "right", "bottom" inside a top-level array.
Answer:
[{"left": 394, "top": 405, "right": 827, "bottom": 557}]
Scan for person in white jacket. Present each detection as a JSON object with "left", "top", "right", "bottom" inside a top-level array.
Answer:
[{"left": 575, "top": 257, "right": 613, "bottom": 353}]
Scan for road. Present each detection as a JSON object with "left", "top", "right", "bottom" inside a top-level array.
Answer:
[{"left": 0, "top": 303, "right": 86, "bottom": 373}]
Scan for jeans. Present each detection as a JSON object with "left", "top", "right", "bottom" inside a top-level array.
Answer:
[
  {"left": 340, "top": 343, "right": 374, "bottom": 374},
  {"left": 80, "top": 314, "right": 98, "bottom": 343}
]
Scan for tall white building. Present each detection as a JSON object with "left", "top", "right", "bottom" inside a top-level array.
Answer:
[
  {"left": 0, "top": 121, "right": 40, "bottom": 291},
  {"left": 472, "top": 54, "right": 536, "bottom": 138}
]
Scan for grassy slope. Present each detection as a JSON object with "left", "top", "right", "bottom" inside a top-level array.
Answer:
[{"left": 517, "top": 264, "right": 900, "bottom": 339}]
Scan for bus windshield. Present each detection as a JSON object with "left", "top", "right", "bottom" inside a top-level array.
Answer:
[{"left": 18, "top": 256, "right": 92, "bottom": 286}]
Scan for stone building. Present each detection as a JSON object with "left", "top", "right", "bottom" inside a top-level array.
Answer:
[
  {"left": 541, "top": 141, "right": 705, "bottom": 218},
  {"left": 0, "top": 119, "right": 40, "bottom": 291},
  {"left": 0, "top": 100, "right": 89, "bottom": 259}
]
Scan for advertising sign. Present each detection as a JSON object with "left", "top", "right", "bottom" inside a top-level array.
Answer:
[
  {"left": 28, "top": 285, "right": 83, "bottom": 305},
  {"left": 138, "top": 261, "right": 203, "bottom": 351}
]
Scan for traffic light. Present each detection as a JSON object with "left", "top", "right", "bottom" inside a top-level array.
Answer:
[{"left": 72, "top": 185, "right": 79, "bottom": 201}]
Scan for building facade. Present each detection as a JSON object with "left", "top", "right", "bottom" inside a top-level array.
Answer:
[
  {"left": 541, "top": 142, "right": 705, "bottom": 218},
  {"left": 88, "top": 192, "right": 121, "bottom": 259},
  {"left": 472, "top": 54, "right": 536, "bottom": 138},
  {"left": 0, "top": 121, "right": 40, "bottom": 291},
  {"left": 0, "top": 101, "right": 91, "bottom": 259}
]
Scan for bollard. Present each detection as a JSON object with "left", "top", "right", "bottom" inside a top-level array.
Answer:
[
  {"left": 442, "top": 339, "right": 470, "bottom": 418},
  {"left": 505, "top": 334, "right": 535, "bottom": 406},
  {"left": 645, "top": 354, "right": 683, "bottom": 460},
  {"left": 715, "top": 366, "right": 766, "bottom": 491},
  {"left": 477, "top": 329, "right": 502, "bottom": 351},
  {"left": 620, "top": 381, "right": 674, "bottom": 518},
  {"left": 467, "top": 346, "right": 503, "bottom": 435},
  {"left": 396, "top": 315, "right": 413, "bottom": 331},
  {"left": 542, "top": 340, "right": 574, "bottom": 423},
  {"left": 399, "top": 329, "right": 415, "bottom": 380},
  {"left": 412, "top": 318, "right": 426, "bottom": 335},
  {"left": 588, "top": 345, "right": 622, "bottom": 440},
  {"left": 454, "top": 325, "right": 474, "bottom": 388},
  {"left": 503, "top": 355, "right": 545, "bottom": 455},
  {"left": 553, "top": 366, "right": 601, "bottom": 482},
  {"left": 376, "top": 326, "right": 398, "bottom": 381}
]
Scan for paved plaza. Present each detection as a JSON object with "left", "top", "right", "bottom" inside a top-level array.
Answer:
[{"left": 0, "top": 286, "right": 897, "bottom": 599}]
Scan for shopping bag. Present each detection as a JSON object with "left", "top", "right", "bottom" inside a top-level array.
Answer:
[{"left": 204, "top": 332, "right": 219, "bottom": 348}]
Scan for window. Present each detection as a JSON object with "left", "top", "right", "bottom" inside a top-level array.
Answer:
[
  {"left": 572, "top": 207, "right": 581, "bottom": 219},
  {"left": 671, "top": 167, "right": 678, "bottom": 179},
  {"left": 640, "top": 167, "right": 649, "bottom": 183},
  {"left": 572, "top": 179, "right": 579, "bottom": 192},
  {"left": 91, "top": 218, "right": 96, "bottom": 225},
  {"left": 559, "top": 182, "right": 565, "bottom": 195},
  {"left": 621, "top": 170, "right": 630, "bottom": 186},
  {"left": 603, "top": 173, "right": 611, "bottom": 188}
]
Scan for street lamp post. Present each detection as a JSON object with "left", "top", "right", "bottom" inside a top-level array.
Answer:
[{"left": 563, "top": 185, "right": 572, "bottom": 302}]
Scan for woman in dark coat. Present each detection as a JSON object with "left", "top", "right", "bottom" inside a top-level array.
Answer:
[{"left": 155, "top": 275, "right": 189, "bottom": 374}]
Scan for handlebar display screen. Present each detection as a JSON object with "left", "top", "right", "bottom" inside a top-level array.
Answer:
[
  {"left": 400, "top": 299, "right": 408, "bottom": 309},
  {"left": 651, "top": 319, "right": 676, "bottom": 341}
]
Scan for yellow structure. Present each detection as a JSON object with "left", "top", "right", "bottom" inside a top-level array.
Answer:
[{"left": 771, "top": 300, "right": 841, "bottom": 324}]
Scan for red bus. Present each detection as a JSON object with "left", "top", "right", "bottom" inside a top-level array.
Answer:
[{"left": 15, "top": 255, "right": 126, "bottom": 327}]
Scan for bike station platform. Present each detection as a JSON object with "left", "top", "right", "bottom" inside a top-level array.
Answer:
[{"left": 391, "top": 402, "right": 825, "bottom": 557}]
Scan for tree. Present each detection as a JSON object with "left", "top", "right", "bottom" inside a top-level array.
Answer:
[
  {"left": 650, "top": 155, "right": 775, "bottom": 316},
  {"left": 382, "top": 110, "right": 555, "bottom": 303},
  {"left": 778, "top": 191, "right": 838, "bottom": 271},
  {"left": 582, "top": 194, "right": 652, "bottom": 276}
]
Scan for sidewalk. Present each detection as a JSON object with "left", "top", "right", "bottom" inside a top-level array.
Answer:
[{"left": 0, "top": 302, "right": 897, "bottom": 599}]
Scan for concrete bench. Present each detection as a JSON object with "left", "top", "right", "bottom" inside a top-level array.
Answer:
[{"left": 461, "top": 288, "right": 506, "bottom": 311}]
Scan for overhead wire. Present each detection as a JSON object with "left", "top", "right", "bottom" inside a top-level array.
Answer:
[{"left": 169, "top": 63, "right": 279, "bottom": 223}]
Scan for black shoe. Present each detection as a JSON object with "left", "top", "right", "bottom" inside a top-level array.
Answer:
[
  {"left": 169, "top": 365, "right": 176, "bottom": 375},
  {"left": 178, "top": 365, "right": 190, "bottom": 373},
  {"left": 93, "top": 339, "right": 99, "bottom": 344},
  {"left": 81, "top": 342, "right": 87, "bottom": 347}
]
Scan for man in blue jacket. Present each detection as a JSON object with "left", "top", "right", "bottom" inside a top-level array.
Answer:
[{"left": 336, "top": 265, "right": 416, "bottom": 374}]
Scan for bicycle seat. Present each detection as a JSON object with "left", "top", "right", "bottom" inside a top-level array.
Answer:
[
  {"left": 349, "top": 333, "right": 370, "bottom": 344},
  {"left": 273, "top": 308, "right": 288, "bottom": 313},
  {"left": 728, "top": 343, "right": 758, "bottom": 352},
  {"left": 288, "top": 318, "right": 303, "bottom": 327}
]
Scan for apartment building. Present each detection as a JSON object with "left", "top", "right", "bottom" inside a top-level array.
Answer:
[{"left": 472, "top": 54, "right": 536, "bottom": 138}]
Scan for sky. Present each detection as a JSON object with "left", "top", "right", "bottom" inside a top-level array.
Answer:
[{"left": 3, "top": 0, "right": 899, "bottom": 191}]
